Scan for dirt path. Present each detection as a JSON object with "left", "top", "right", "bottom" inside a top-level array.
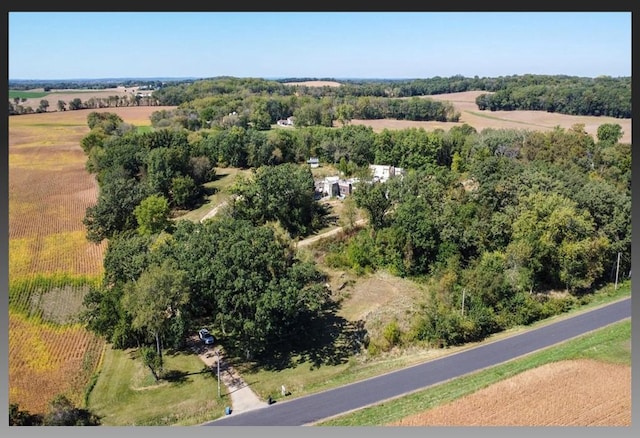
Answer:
[
  {"left": 200, "top": 201, "right": 228, "bottom": 223},
  {"left": 296, "top": 219, "right": 366, "bottom": 248},
  {"left": 190, "top": 338, "right": 268, "bottom": 416}
]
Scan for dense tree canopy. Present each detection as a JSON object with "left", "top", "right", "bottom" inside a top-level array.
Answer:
[
  {"left": 228, "top": 163, "right": 323, "bottom": 238},
  {"left": 78, "top": 75, "right": 631, "bottom": 359}
]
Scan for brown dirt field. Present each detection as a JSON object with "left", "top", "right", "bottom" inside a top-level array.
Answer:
[
  {"left": 388, "top": 359, "right": 631, "bottom": 426},
  {"left": 17, "top": 86, "right": 144, "bottom": 112},
  {"left": 346, "top": 90, "right": 632, "bottom": 144},
  {"left": 284, "top": 80, "right": 343, "bottom": 87}
]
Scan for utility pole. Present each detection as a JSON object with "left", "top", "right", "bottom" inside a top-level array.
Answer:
[
  {"left": 461, "top": 289, "right": 466, "bottom": 316},
  {"left": 615, "top": 252, "right": 621, "bottom": 290},
  {"left": 214, "top": 349, "right": 221, "bottom": 398}
]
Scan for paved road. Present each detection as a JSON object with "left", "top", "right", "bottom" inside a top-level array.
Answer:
[{"left": 205, "top": 297, "right": 631, "bottom": 426}]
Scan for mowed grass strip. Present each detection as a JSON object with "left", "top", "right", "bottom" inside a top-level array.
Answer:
[
  {"left": 315, "top": 318, "right": 631, "bottom": 426},
  {"left": 88, "top": 347, "right": 226, "bottom": 426}
]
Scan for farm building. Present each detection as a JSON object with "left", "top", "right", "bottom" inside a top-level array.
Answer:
[
  {"left": 314, "top": 176, "right": 359, "bottom": 199},
  {"left": 277, "top": 116, "right": 295, "bottom": 127},
  {"left": 369, "top": 164, "right": 404, "bottom": 183},
  {"left": 338, "top": 180, "right": 354, "bottom": 197}
]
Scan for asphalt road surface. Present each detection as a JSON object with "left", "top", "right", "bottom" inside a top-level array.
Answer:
[{"left": 206, "top": 297, "right": 631, "bottom": 426}]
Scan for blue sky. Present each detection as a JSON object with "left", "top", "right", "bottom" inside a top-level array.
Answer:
[{"left": 8, "top": 12, "right": 632, "bottom": 80}]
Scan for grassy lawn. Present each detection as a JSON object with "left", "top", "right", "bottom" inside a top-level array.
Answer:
[
  {"left": 174, "top": 167, "right": 251, "bottom": 223},
  {"left": 316, "top": 318, "right": 631, "bottom": 426},
  {"left": 87, "top": 346, "right": 227, "bottom": 425}
]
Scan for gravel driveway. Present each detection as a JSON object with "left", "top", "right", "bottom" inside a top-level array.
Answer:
[{"left": 192, "top": 338, "right": 268, "bottom": 416}]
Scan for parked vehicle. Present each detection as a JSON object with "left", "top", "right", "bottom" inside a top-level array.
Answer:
[{"left": 198, "top": 328, "right": 215, "bottom": 345}]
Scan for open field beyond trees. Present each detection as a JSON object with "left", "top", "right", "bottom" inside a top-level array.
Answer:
[
  {"left": 347, "top": 90, "right": 632, "bottom": 144},
  {"left": 11, "top": 86, "right": 146, "bottom": 113}
]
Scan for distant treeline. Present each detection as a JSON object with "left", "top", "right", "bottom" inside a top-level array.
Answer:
[
  {"left": 474, "top": 75, "right": 631, "bottom": 118},
  {"left": 9, "top": 74, "right": 631, "bottom": 120},
  {"left": 152, "top": 74, "right": 631, "bottom": 119},
  {"left": 8, "top": 78, "right": 184, "bottom": 91}
]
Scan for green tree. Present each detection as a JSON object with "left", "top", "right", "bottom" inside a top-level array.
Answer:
[
  {"left": 204, "top": 219, "right": 327, "bottom": 358},
  {"left": 144, "top": 146, "right": 189, "bottom": 196},
  {"left": 170, "top": 175, "right": 200, "bottom": 209},
  {"left": 80, "top": 129, "right": 108, "bottom": 154},
  {"left": 230, "top": 163, "right": 320, "bottom": 238},
  {"left": 189, "top": 155, "right": 215, "bottom": 185},
  {"left": 68, "top": 97, "right": 83, "bottom": 110},
  {"left": 507, "top": 192, "right": 609, "bottom": 292},
  {"left": 293, "top": 101, "right": 323, "bottom": 127},
  {"left": 102, "top": 230, "right": 153, "bottom": 285},
  {"left": 134, "top": 194, "right": 171, "bottom": 236},
  {"left": 139, "top": 345, "right": 163, "bottom": 382},
  {"left": 596, "top": 123, "right": 623, "bottom": 146},
  {"left": 340, "top": 195, "right": 358, "bottom": 230},
  {"left": 87, "top": 111, "right": 124, "bottom": 134},
  {"left": 122, "top": 260, "right": 190, "bottom": 374},
  {"left": 83, "top": 172, "right": 149, "bottom": 242},
  {"left": 38, "top": 99, "right": 49, "bottom": 112},
  {"left": 336, "top": 103, "right": 354, "bottom": 126},
  {"left": 353, "top": 181, "right": 391, "bottom": 231},
  {"left": 250, "top": 99, "right": 273, "bottom": 130}
]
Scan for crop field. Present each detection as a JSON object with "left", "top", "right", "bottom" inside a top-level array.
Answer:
[
  {"left": 347, "top": 90, "right": 632, "bottom": 144},
  {"left": 8, "top": 312, "right": 106, "bottom": 414},
  {"left": 9, "top": 90, "right": 51, "bottom": 99},
  {"left": 8, "top": 106, "right": 174, "bottom": 415},
  {"left": 10, "top": 86, "right": 146, "bottom": 111},
  {"left": 388, "top": 358, "right": 631, "bottom": 426}
]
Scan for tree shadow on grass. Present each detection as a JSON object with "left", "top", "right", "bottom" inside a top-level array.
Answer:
[
  {"left": 161, "top": 366, "right": 218, "bottom": 384},
  {"left": 162, "top": 369, "right": 190, "bottom": 384},
  {"left": 236, "top": 299, "right": 369, "bottom": 373}
]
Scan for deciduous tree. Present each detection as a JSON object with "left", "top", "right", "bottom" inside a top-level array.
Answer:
[{"left": 122, "top": 260, "right": 190, "bottom": 372}]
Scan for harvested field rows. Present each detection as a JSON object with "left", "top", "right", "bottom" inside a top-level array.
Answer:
[
  {"left": 8, "top": 107, "right": 175, "bottom": 278},
  {"left": 389, "top": 359, "right": 631, "bottom": 426},
  {"left": 9, "top": 106, "right": 172, "bottom": 415},
  {"left": 8, "top": 311, "right": 106, "bottom": 415}
]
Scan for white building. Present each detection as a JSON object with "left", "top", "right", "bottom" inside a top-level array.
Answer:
[{"left": 369, "top": 164, "right": 404, "bottom": 183}]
